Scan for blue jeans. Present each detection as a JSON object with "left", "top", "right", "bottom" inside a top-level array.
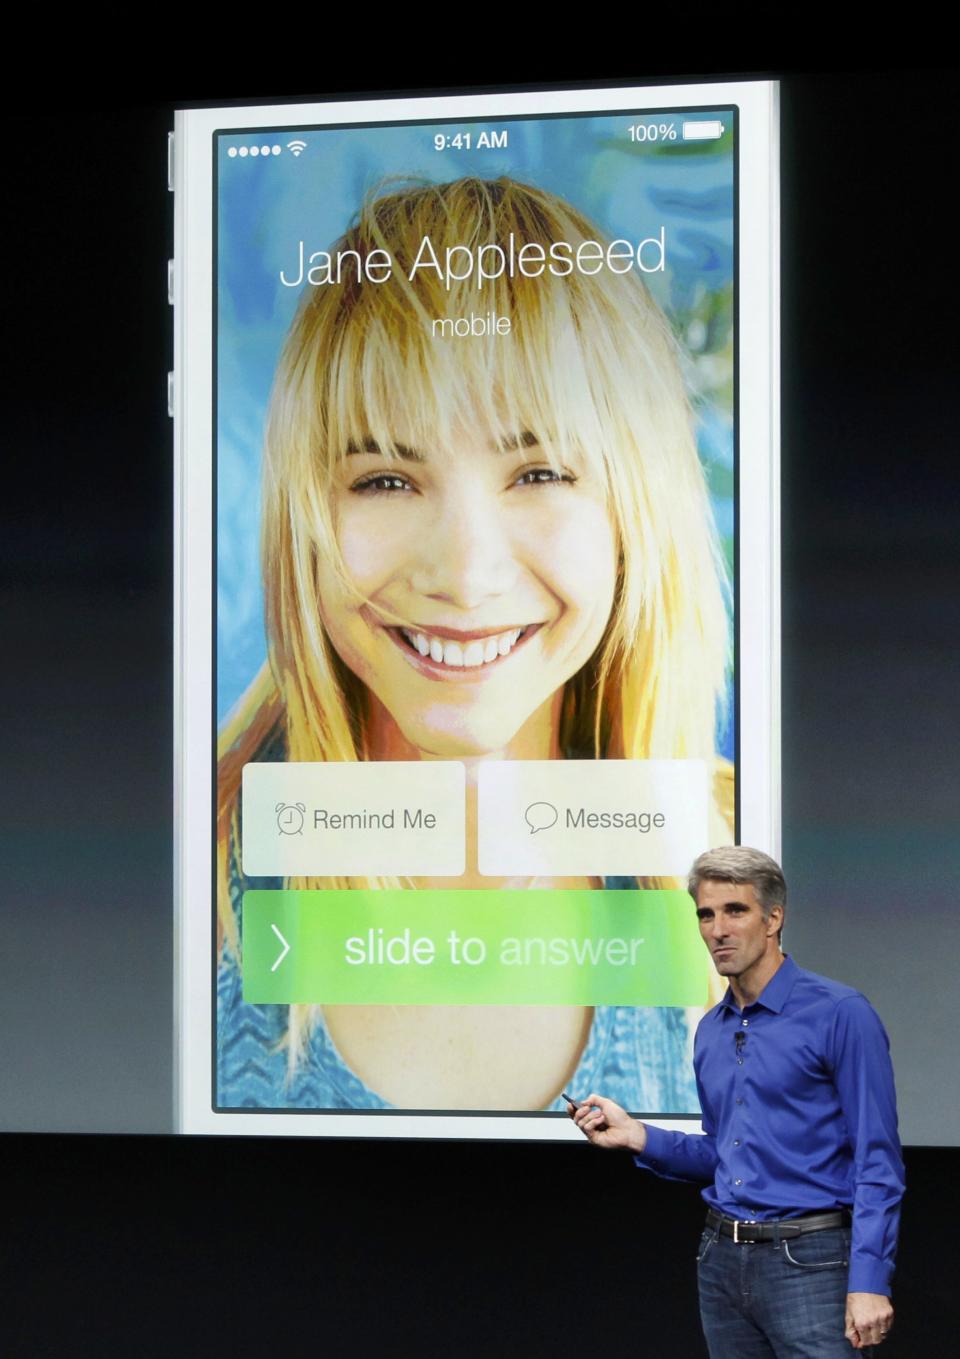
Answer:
[{"left": 696, "top": 1221, "right": 873, "bottom": 1358}]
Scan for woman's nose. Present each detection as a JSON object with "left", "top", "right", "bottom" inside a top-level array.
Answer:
[{"left": 409, "top": 489, "right": 519, "bottom": 609}]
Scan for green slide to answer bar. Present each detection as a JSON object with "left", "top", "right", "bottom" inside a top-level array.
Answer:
[{"left": 242, "top": 889, "right": 708, "bottom": 1006}]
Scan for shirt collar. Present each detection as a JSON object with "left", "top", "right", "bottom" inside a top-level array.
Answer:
[{"left": 717, "top": 954, "right": 799, "bottom": 1016}]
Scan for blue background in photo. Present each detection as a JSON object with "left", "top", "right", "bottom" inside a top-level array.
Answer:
[{"left": 216, "top": 111, "right": 735, "bottom": 758}]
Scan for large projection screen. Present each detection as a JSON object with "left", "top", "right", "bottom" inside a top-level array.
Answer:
[{"left": 173, "top": 79, "right": 779, "bottom": 1137}]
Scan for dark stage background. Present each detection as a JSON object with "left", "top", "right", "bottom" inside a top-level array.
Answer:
[{"left": 3, "top": 65, "right": 957, "bottom": 1356}]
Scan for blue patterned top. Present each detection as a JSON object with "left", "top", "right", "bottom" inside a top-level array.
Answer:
[{"left": 217, "top": 873, "right": 701, "bottom": 1115}]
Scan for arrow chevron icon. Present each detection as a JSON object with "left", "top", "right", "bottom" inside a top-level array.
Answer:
[{"left": 270, "top": 923, "right": 290, "bottom": 972}]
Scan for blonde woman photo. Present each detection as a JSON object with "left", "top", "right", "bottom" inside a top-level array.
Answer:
[{"left": 216, "top": 175, "right": 734, "bottom": 1112}]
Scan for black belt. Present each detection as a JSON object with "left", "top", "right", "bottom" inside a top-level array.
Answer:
[{"left": 706, "top": 1207, "right": 850, "bottom": 1244}]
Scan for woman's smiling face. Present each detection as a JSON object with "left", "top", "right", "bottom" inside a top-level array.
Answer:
[{"left": 316, "top": 428, "right": 618, "bottom": 759}]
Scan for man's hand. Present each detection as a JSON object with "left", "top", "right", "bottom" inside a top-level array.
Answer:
[
  {"left": 567, "top": 1092, "right": 647, "bottom": 1155},
  {"left": 845, "top": 1293, "right": 893, "bottom": 1349}
]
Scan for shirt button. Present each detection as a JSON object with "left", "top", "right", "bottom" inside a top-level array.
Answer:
[
  {"left": 736, "top": 1098, "right": 744, "bottom": 1105},
  {"left": 733, "top": 1139, "right": 741, "bottom": 1146},
  {"left": 741, "top": 1019, "right": 749, "bottom": 1027},
  {"left": 734, "top": 1178, "right": 742, "bottom": 1186}
]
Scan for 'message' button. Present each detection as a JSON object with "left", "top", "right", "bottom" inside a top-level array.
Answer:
[
  {"left": 476, "top": 759, "right": 708, "bottom": 878},
  {"left": 242, "top": 761, "right": 465, "bottom": 877}
]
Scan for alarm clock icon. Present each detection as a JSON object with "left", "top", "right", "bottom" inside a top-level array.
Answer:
[{"left": 275, "top": 802, "right": 306, "bottom": 835}]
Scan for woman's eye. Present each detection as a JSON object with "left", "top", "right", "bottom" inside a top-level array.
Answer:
[
  {"left": 513, "top": 466, "right": 576, "bottom": 488},
  {"left": 350, "top": 473, "right": 416, "bottom": 495}
]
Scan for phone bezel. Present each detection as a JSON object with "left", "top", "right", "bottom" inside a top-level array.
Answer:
[{"left": 173, "top": 78, "right": 779, "bottom": 1138}]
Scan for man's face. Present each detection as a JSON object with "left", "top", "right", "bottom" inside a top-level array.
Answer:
[{"left": 695, "top": 879, "right": 783, "bottom": 982}]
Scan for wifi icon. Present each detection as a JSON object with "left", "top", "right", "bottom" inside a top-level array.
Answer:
[{"left": 287, "top": 140, "right": 307, "bottom": 157}]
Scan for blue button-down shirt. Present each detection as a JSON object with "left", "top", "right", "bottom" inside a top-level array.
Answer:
[{"left": 635, "top": 955, "right": 904, "bottom": 1294}]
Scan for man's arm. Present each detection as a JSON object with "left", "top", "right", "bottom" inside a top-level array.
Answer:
[
  {"left": 569, "top": 1091, "right": 718, "bottom": 1185},
  {"left": 831, "top": 994, "right": 905, "bottom": 1347}
]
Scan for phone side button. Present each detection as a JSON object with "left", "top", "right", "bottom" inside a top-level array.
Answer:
[
  {"left": 167, "top": 372, "right": 175, "bottom": 418},
  {"left": 168, "top": 259, "right": 175, "bottom": 306}
]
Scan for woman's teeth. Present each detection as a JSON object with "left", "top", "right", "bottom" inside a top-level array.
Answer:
[{"left": 400, "top": 627, "right": 526, "bottom": 668}]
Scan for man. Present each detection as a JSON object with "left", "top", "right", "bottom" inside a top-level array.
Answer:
[{"left": 570, "top": 846, "right": 904, "bottom": 1357}]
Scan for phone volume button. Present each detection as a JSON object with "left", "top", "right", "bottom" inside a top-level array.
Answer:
[{"left": 168, "top": 259, "right": 175, "bottom": 306}]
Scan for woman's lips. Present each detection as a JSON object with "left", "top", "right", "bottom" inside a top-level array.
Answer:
[{"left": 385, "top": 622, "right": 541, "bottom": 678}]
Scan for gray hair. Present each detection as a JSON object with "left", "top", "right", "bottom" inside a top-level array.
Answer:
[{"left": 687, "top": 846, "right": 787, "bottom": 918}]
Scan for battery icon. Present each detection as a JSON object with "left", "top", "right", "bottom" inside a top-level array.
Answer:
[{"left": 682, "top": 120, "right": 725, "bottom": 141}]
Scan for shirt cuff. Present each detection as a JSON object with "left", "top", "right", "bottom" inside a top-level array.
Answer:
[
  {"left": 633, "top": 1122, "right": 671, "bottom": 1171},
  {"left": 847, "top": 1260, "right": 895, "bottom": 1296}
]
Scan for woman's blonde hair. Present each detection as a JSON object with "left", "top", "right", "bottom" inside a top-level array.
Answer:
[{"left": 217, "top": 177, "right": 730, "bottom": 1045}]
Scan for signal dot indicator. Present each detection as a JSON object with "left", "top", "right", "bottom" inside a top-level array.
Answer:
[{"left": 228, "top": 141, "right": 290, "bottom": 161}]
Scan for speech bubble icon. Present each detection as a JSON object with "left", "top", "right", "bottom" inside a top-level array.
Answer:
[{"left": 524, "top": 801, "right": 558, "bottom": 834}]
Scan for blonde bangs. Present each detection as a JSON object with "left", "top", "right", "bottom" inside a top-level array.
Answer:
[{"left": 275, "top": 179, "right": 646, "bottom": 480}]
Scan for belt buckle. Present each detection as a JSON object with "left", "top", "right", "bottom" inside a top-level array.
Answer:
[{"left": 733, "top": 1219, "right": 741, "bottom": 1244}]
